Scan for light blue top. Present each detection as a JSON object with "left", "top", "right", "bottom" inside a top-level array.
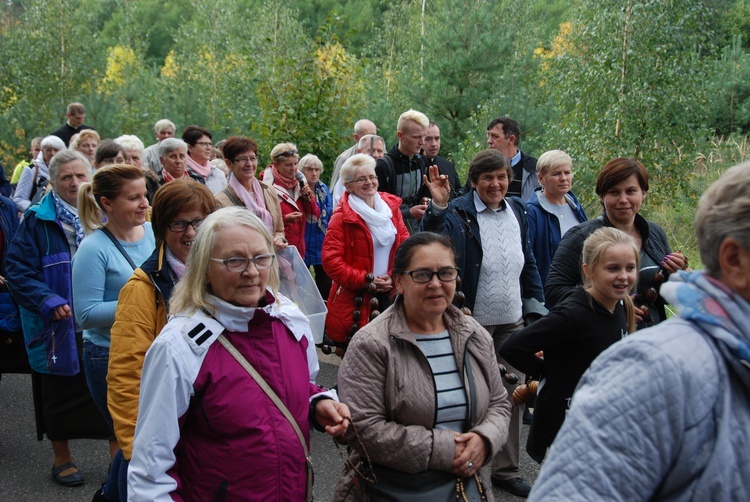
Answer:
[{"left": 73, "top": 223, "right": 155, "bottom": 347}]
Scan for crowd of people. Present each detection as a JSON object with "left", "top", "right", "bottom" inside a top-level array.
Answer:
[{"left": 0, "top": 100, "right": 747, "bottom": 501}]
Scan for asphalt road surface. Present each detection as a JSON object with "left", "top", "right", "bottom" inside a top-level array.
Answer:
[{"left": 0, "top": 350, "right": 539, "bottom": 501}]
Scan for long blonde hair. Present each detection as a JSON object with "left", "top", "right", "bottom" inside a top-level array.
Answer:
[
  {"left": 77, "top": 164, "right": 144, "bottom": 234},
  {"left": 581, "top": 227, "right": 639, "bottom": 333},
  {"left": 168, "top": 207, "right": 279, "bottom": 316}
]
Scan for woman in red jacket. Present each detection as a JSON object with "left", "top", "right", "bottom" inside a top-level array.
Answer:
[
  {"left": 261, "top": 143, "right": 319, "bottom": 259},
  {"left": 322, "top": 154, "right": 410, "bottom": 353}
]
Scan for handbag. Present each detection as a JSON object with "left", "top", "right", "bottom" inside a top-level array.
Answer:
[{"left": 217, "top": 334, "right": 315, "bottom": 502}]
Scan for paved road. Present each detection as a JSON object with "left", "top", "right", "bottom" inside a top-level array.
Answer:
[{"left": 0, "top": 351, "right": 538, "bottom": 501}]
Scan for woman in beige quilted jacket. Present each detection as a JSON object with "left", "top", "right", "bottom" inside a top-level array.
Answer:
[{"left": 334, "top": 232, "right": 511, "bottom": 501}]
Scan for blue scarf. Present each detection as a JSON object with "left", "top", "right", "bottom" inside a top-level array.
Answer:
[
  {"left": 661, "top": 271, "right": 750, "bottom": 383},
  {"left": 51, "top": 192, "right": 85, "bottom": 246}
]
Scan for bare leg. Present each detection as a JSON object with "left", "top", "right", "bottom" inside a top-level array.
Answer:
[{"left": 109, "top": 439, "right": 119, "bottom": 461}]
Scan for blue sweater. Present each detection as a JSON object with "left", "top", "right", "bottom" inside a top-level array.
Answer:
[{"left": 72, "top": 223, "right": 154, "bottom": 347}]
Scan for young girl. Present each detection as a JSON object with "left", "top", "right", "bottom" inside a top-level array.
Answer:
[{"left": 500, "top": 227, "right": 638, "bottom": 463}]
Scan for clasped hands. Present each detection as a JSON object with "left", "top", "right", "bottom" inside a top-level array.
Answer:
[{"left": 451, "top": 432, "right": 487, "bottom": 477}]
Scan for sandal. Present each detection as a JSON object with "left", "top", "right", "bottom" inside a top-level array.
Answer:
[{"left": 51, "top": 461, "right": 85, "bottom": 487}]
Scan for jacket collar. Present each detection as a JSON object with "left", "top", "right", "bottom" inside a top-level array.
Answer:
[
  {"left": 599, "top": 211, "right": 651, "bottom": 242},
  {"left": 385, "top": 296, "right": 477, "bottom": 356},
  {"left": 27, "top": 192, "right": 57, "bottom": 221}
]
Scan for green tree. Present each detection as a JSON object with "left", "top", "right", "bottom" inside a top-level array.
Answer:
[{"left": 540, "top": 0, "right": 717, "bottom": 206}]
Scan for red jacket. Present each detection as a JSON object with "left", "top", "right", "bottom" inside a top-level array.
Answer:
[
  {"left": 322, "top": 192, "right": 410, "bottom": 343},
  {"left": 275, "top": 185, "right": 320, "bottom": 259}
]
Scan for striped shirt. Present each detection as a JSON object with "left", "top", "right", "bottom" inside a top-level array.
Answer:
[{"left": 413, "top": 331, "right": 468, "bottom": 432}]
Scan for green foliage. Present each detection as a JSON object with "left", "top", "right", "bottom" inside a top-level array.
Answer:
[
  {"left": 710, "top": 37, "right": 750, "bottom": 136},
  {"left": 255, "top": 13, "right": 366, "bottom": 174},
  {"left": 541, "top": 0, "right": 717, "bottom": 208}
]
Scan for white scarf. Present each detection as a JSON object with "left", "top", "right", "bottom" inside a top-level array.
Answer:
[{"left": 347, "top": 193, "right": 397, "bottom": 246}]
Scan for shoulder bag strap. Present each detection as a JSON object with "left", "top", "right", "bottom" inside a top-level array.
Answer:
[
  {"left": 100, "top": 226, "right": 137, "bottom": 270},
  {"left": 217, "top": 334, "right": 314, "bottom": 501},
  {"left": 222, "top": 187, "right": 242, "bottom": 207}
]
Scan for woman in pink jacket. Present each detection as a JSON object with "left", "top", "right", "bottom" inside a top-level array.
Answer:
[
  {"left": 322, "top": 154, "right": 410, "bottom": 353},
  {"left": 128, "top": 207, "right": 349, "bottom": 501}
]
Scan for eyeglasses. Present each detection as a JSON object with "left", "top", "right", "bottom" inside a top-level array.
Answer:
[
  {"left": 210, "top": 253, "right": 276, "bottom": 272},
  {"left": 349, "top": 175, "right": 378, "bottom": 185},
  {"left": 401, "top": 267, "right": 460, "bottom": 283},
  {"left": 273, "top": 149, "right": 298, "bottom": 160},
  {"left": 195, "top": 141, "right": 213, "bottom": 148},
  {"left": 167, "top": 219, "right": 204, "bottom": 232},
  {"left": 233, "top": 156, "right": 258, "bottom": 164}
]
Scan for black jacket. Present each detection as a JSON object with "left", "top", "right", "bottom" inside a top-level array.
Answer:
[
  {"left": 419, "top": 154, "right": 463, "bottom": 200},
  {"left": 500, "top": 287, "right": 628, "bottom": 463},
  {"left": 544, "top": 213, "right": 672, "bottom": 326}
]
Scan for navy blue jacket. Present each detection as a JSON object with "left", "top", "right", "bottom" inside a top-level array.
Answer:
[
  {"left": 6, "top": 193, "right": 79, "bottom": 375},
  {"left": 420, "top": 190, "right": 545, "bottom": 315},
  {"left": 526, "top": 188, "right": 588, "bottom": 285}
]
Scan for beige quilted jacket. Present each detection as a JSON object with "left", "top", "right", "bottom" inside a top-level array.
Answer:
[{"left": 333, "top": 299, "right": 511, "bottom": 501}]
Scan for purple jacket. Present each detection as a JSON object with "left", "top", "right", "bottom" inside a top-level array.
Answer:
[{"left": 128, "top": 291, "right": 334, "bottom": 501}]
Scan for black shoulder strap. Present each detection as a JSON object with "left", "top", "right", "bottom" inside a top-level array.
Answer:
[{"left": 100, "top": 227, "right": 137, "bottom": 270}]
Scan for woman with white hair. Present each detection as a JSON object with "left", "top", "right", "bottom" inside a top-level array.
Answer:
[
  {"left": 526, "top": 150, "right": 587, "bottom": 284},
  {"left": 116, "top": 134, "right": 161, "bottom": 204},
  {"left": 6, "top": 150, "right": 111, "bottom": 487},
  {"left": 300, "top": 153, "right": 333, "bottom": 299},
  {"left": 128, "top": 207, "right": 350, "bottom": 501},
  {"left": 14, "top": 135, "right": 65, "bottom": 212},
  {"left": 322, "top": 154, "right": 410, "bottom": 354}
]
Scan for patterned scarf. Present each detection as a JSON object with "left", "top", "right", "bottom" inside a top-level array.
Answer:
[
  {"left": 313, "top": 181, "right": 329, "bottom": 233},
  {"left": 661, "top": 271, "right": 750, "bottom": 386},
  {"left": 51, "top": 192, "right": 85, "bottom": 246}
]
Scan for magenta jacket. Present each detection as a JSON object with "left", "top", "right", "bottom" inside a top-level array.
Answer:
[{"left": 128, "top": 291, "right": 335, "bottom": 501}]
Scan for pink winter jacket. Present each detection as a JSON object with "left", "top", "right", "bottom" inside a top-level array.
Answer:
[{"left": 128, "top": 291, "right": 333, "bottom": 502}]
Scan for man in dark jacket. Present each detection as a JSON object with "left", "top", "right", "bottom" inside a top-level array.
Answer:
[
  {"left": 479, "top": 116, "right": 539, "bottom": 201},
  {"left": 420, "top": 122, "right": 462, "bottom": 199},
  {"left": 50, "top": 102, "right": 93, "bottom": 147},
  {"left": 375, "top": 109, "right": 430, "bottom": 233}
]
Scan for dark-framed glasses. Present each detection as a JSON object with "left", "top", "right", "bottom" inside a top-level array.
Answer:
[
  {"left": 401, "top": 267, "right": 460, "bottom": 283},
  {"left": 210, "top": 253, "right": 276, "bottom": 272},
  {"left": 167, "top": 219, "right": 204, "bottom": 232},
  {"left": 195, "top": 141, "right": 213, "bottom": 148}
]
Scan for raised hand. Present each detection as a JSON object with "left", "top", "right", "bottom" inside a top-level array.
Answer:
[{"left": 422, "top": 164, "right": 451, "bottom": 208}]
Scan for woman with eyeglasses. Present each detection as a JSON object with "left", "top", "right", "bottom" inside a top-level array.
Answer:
[
  {"left": 103, "top": 180, "right": 216, "bottom": 501},
  {"left": 182, "top": 125, "right": 227, "bottom": 194},
  {"left": 214, "top": 136, "right": 287, "bottom": 251},
  {"left": 334, "top": 232, "right": 510, "bottom": 500},
  {"left": 322, "top": 154, "right": 410, "bottom": 355},
  {"left": 128, "top": 207, "right": 350, "bottom": 501},
  {"left": 261, "top": 143, "right": 319, "bottom": 258}
]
